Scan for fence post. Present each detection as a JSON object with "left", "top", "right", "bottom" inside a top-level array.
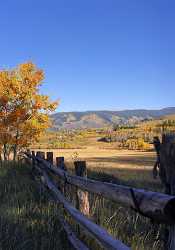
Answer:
[
  {"left": 36, "top": 151, "right": 45, "bottom": 159},
  {"left": 46, "top": 152, "right": 53, "bottom": 164},
  {"left": 74, "top": 161, "right": 90, "bottom": 217},
  {"left": 31, "top": 151, "right": 36, "bottom": 170},
  {"left": 56, "top": 157, "right": 66, "bottom": 170},
  {"left": 158, "top": 134, "right": 175, "bottom": 250},
  {"left": 56, "top": 157, "right": 67, "bottom": 194},
  {"left": 25, "top": 149, "right": 32, "bottom": 165}
]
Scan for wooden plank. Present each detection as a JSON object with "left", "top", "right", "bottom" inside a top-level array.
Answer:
[
  {"left": 26, "top": 153, "right": 175, "bottom": 224},
  {"left": 39, "top": 168, "right": 130, "bottom": 250}
]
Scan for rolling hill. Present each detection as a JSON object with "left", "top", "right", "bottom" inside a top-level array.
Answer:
[{"left": 51, "top": 107, "right": 175, "bottom": 129}]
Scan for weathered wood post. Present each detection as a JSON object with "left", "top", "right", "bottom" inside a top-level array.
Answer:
[
  {"left": 25, "top": 149, "right": 32, "bottom": 165},
  {"left": 36, "top": 152, "right": 45, "bottom": 171},
  {"left": 56, "top": 157, "right": 66, "bottom": 170},
  {"left": 154, "top": 134, "right": 175, "bottom": 250},
  {"left": 153, "top": 136, "right": 161, "bottom": 179},
  {"left": 74, "top": 161, "right": 90, "bottom": 217},
  {"left": 46, "top": 152, "right": 53, "bottom": 164},
  {"left": 56, "top": 157, "right": 67, "bottom": 194},
  {"left": 31, "top": 151, "right": 36, "bottom": 170},
  {"left": 36, "top": 151, "right": 45, "bottom": 159}
]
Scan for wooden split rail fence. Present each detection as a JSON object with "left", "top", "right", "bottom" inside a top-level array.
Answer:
[{"left": 25, "top": 150, "right": 175, "bottom": 250}]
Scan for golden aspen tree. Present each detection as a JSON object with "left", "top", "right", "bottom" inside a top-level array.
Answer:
[{"left": 0, "top": 62, "right": 58, "bottom": 161}]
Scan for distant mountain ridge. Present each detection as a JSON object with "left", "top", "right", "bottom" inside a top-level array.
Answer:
[{"left": 51, "top": 107, "right": 175, "bottom": 129}]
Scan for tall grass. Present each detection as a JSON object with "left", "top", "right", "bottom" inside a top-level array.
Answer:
[
  {"left": 60, "top": 161, "right": 164, "bottom": 249},
  {"left": 0, "top": 161, "right": 164, "bottom": 250},
  {"left": 86, "top": 168, "right": 164, "bottom": 250},
  {"left": 0, "top": 161, "right": 73, "bottom": 250}
]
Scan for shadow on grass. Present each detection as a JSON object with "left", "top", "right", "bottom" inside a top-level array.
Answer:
[
  {"left": 0, "top": 162, "right": 73, "bottom": 250},
  {"left": 87, "top": 167, "right": 162, "bottom": 192},
  {"left": 86, "top": 154, "right": 155, "bottom": 167},
  {"left": 0, "top": 161, "right": 163, "bottom": 250}
]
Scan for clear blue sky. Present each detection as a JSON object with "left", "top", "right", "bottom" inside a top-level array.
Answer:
[{"left": 0, "top": 0, "right": 175, "bottom": 112}]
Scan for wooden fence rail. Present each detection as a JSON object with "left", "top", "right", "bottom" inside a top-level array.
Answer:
[
  {"left": 40, "top": 167, "right": 130, "bottom": 250},
  {"left": 25, "top": 150, "right": 175, "bottom": 250},
  {"left": 27, "top": 152, "right": 130, "bottom": 250},
  {"left": 26, "top": 152, "right": 175, "bottom": 225}
]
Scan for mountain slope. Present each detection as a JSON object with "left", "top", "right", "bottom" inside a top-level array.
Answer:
[{"left": 51, "top": 107, "right": 175, "bottom": 129}]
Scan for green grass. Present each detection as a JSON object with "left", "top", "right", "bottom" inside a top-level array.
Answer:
[
  {"left": 0, "top": 161, "right": 164, "bottom": 250},
  {"left": 0, "top": 161, "right": 72, "bottom": 250}
]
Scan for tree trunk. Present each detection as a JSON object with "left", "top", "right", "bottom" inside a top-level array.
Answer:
[
  {"left": 13, "top": 145, "right": 17, "bottom": 161},
  {"left": 13, "top": 129, "right": 19, "bottom": 161},
  {"left": 3, "top": 144, "right": 8, "bottom": 161}
]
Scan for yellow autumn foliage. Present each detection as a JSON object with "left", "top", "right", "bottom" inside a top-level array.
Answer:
[{"left": 0, "top": 62, "right": 58, "bottom": 160}]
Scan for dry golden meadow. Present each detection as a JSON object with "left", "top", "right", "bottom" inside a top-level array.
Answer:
[{"left": 31, "top": 147, "right": 156, "bottom": 184}]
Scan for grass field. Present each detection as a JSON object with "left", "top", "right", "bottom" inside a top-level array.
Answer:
[
  {"left": 0, "top": 161, "right": 73, "bottom": 250},
  {"left": 0, "top": 148, "right": 164, "bottom": 250}
]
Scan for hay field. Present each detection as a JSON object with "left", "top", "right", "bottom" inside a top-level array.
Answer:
[
  {"left": 31, "top": 147, "right": 159, "bottom": 190},
  {"left": 32, "top": 147, "right": 156, "bottom": 169}
]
